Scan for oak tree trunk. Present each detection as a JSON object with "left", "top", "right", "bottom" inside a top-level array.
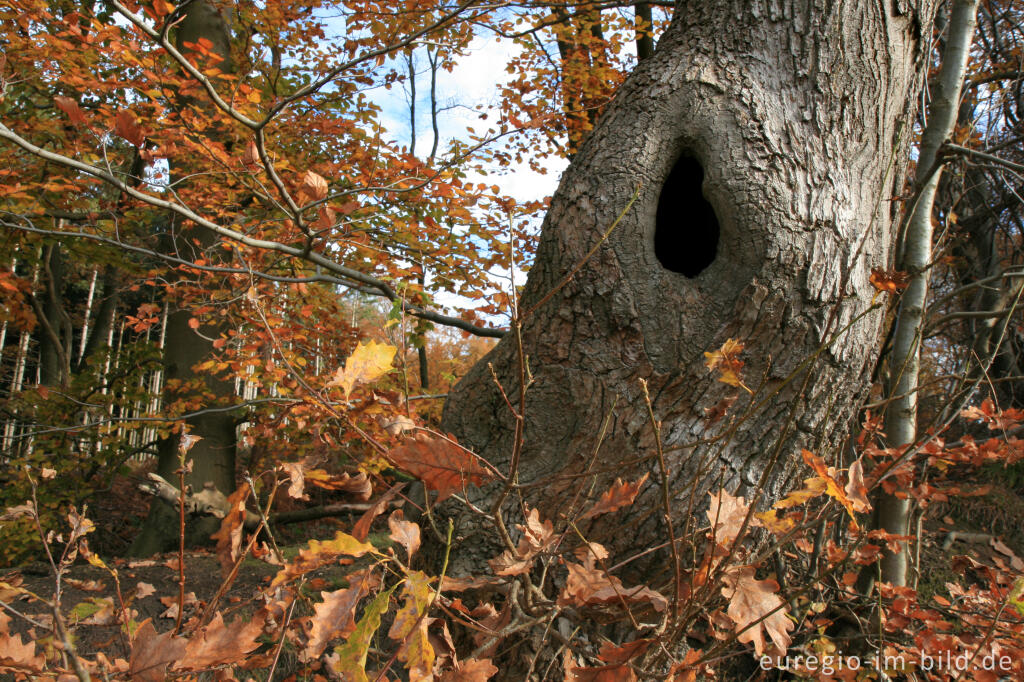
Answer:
[{"left": 443, "top": 0, "right": 937, "bottom": 573}]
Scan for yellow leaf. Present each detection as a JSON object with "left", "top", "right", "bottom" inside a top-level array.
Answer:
[
  {"left": 329, "top": 340, "right": 397, "bottom": 399},
  {"left": 388, "top": 570, "right": 435, "bottom": 681}
]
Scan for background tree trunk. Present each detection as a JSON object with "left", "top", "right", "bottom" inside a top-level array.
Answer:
[
  {"left": 442, "top": 0, "right": 937, "bottom": 573},
  {"left": 130, "top": 0, "right": 237, "bottom": 556}
]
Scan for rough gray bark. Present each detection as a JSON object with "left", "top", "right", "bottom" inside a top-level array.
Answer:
[{"left": 442, "top": 0, "right": 937, "bottom": 572}]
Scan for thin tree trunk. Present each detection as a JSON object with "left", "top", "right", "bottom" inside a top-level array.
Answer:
[{"left": 874, "top": 0, "right": 979, "bottom": 588}]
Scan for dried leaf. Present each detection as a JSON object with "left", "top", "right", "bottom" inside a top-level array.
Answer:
[
  {"left": 569, "top": 664, "right": 637, "bottom": 681},
  {"left": 845, "top": 457, "right": 871, "bottom": 513},
  {"left": 328, "top": 340, "right": 396, "bottom": 399},
  {"left": 388, "top": 570, "right": 435, "bottom": 681},
  {"left": 180, "top": 611, "right": 265, "bottom": 670},
  {"left": 272, "top": 530, "right": 380, "bottom": 587},
  {"left": 707, "top": 489, "right": 750, "bottom": 546},
  {"left": 558, "top": 561, "right": 668, "bottom": 613},
  {"left": 130, "top": 620, "right": 187, "bottom": 682},
  {"left": 279, "top": 461, "right": 308, "bottom": 500},
  {"left": 721, "top": 565, "right": 793, "bottom": 656},
  {"left": 210, "top": 487, "right": 248, "bottom": 576},
  {"left": 388, "top": 509, "right": 421, "bottom": 560},
  {"left": 135, "top": 581, "right": 156, "bottom": 598},
  {"left": 114, "top": 109, "right": 144, "bottom": 146},
  {"left": 352, "top": 483, "right": 404, "bottom": 541},
  {"left": 1, "top": 501, "right": 33, "bottom": 521},
  {"left": 298, "top": 169, "right": 329, "bottom": 203},
  {"left": 304, "top": 569, "right": 379, "bottom": 661},
  {"left": 380, "top": 414, "right": 417, "bottom": 437},
  {"left": 54, "top": 96, "right": 87, "bottom": 125},
  {"left": 0, "top": 612, "right": 44, "bottom": 673},
  {"left": 304, "top": 469, "right": 372, "bottom": 499},
  {"left": 242, "top": 139, "right": 260, "bottom": 169},
  {"left": 580, "top": 474, "right": 648, "bottom": 520},
  {"left": 331, "top": 585, "right": 397, "bottom": 682},
  {"left": 704, "top": 338, "right": 748, "bottom": 390},
  {"left": 869, "top": 267, "right": 909, "bottom": 294},
  {"left": 439, "top": 657, "right": 499, "bottom": 681},
  {"left": 389, "top": 434, "right": 492, "bottom": 502}
]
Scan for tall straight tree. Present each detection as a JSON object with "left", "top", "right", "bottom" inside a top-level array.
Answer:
[
  {"left": 443, "top": 0, "right": 939, "bottom": 569},
  {"left": 130, "top": 0, "right": 239, "bottom": 555}
]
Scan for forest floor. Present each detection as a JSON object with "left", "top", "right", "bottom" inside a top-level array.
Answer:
[{"left": 3, "top": 469, "right": 1023, "bottom": 667}]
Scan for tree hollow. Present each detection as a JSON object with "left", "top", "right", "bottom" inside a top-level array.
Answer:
[{"left": 654, "top": 155, "right": 719, "bottom": 277}]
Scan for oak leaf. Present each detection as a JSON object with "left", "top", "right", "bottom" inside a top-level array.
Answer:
[
  {"left": 388, "top": 509, "right": 421, "bottom": 560},
  {"left": 558, "top": 561, "right": 668, "bottom": 613},
  {"left": 352, "top": 483, "right": 404, "bottom": 541},
  {"left": 703, "top": 338, "right": 750, "bottom": 391},
  {"left": 388, "top": 570, "right": 435, "bottom": 681},
  {"left": 580, "top": 473, "right": 648, "bottom": 520},
  {"left": 130, "top": 620, "right": 187, "bottom": 682},
  {"left": 180, "top": 611, "right": 266, "bottom": 670},
  {"left": 845, "top": 457, "right": 871, "bottom": 514},
  {"left": 331, "top": 585, "right": 397, "bottom": 682},
  {"left": 707, "top": 489, "right": 750, "bottom": 546},
  {"left": 272, "top": 531, "right": 380, "bottom": 587},
  {"left": 0, "top": 612, "right": 44, "bottom": 674},
  {"left": 329, "top": 340, "right": 396, "bottom": 399},
  {"left": 389, "top": 434, "right": 492, "bottom": 502},
  {"left": 439, "top": 657, "right": 499, "bottom": 681},
  {"left": 721, "top": 565, "right": 793, "bottom": 656},
  {"left": 303, "top": 569, "right": 379, "bottom": 661}
]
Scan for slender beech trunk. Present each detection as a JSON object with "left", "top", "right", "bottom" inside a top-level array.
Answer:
[
  {"left": 130, "top": 0, "right": 238, "bottom": 555},
  {"left": 874, "top": 0, "right": 980, "bottom": 587},
  {"left": 443, "top": 0, "right": 937, "bottom": 577}
]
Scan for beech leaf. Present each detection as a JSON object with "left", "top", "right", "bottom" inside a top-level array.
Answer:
[{"left": 389, "top": 434, "right": 492, "bottom": 502}]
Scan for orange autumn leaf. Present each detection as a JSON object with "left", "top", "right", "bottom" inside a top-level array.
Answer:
[
  {"left": 580, "top": 473, "right": 648, "bottom": 520},
  {"left": 801, "top": 449, "right": 867, "bottom": 524},
  {"left": 298, "top": 169, "right": 329, "bottom": 203},
  {"left": 210, "top": 487, "right": 249, "bottom": 577},
  {"left": 869, "top": 267, "right": 909, "bottom": 295},
  {"left": 180, "top": 611, "right": 266, "bottom": 670},
  {"left": 721, "top": 565, "right": 793, "bottom": 656},
  {"left": 54, "top": 95, "right": 87, "bottom": 125},
  {"left": 704, "top": 338, "right": 751, "bottom": 392},
  {"left": 114, "top": 109, "right": 144, "bottom": 147},
  {"left": 388, "top": 434, "right": 493, "bottom": 502},
  {"left": 438, "top": 657, "right": 499, "bottom": 681},
  {"left": 130, "top": 620, "right": 187, "bottom": 682},
  {"left": 303, "top": 569, "right": 379, "bottom": 662},
  {"left": 328, "top": 340, "right": 396, "bottom": 399}
]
